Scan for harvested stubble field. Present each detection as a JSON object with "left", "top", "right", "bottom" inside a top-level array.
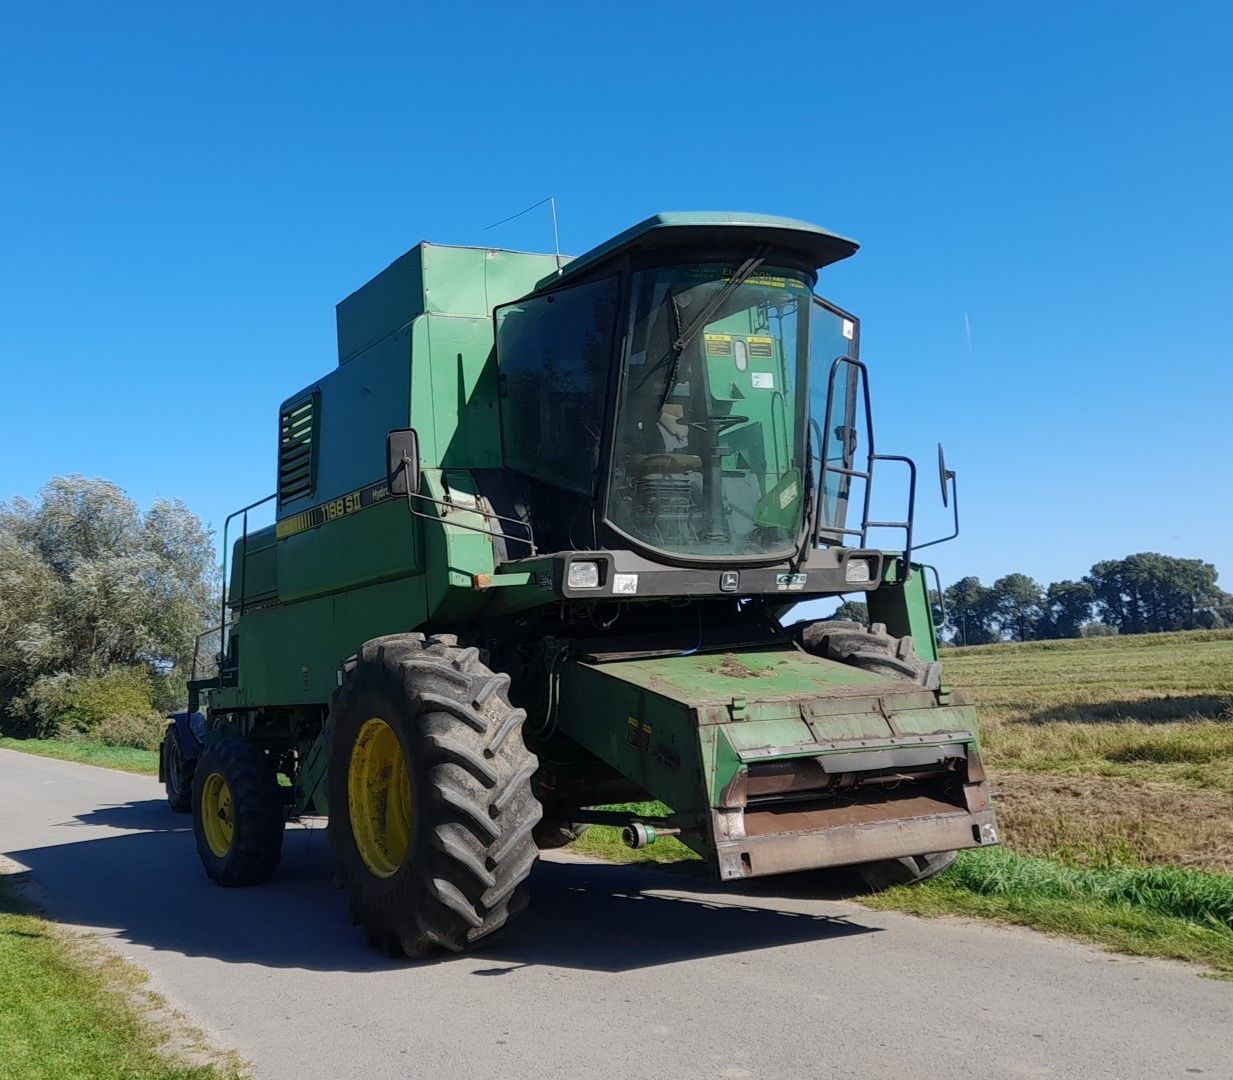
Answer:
[{"left": 943, "top": 630, "right": 1233, "bottom": 872}]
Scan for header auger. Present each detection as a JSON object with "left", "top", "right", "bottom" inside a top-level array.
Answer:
[{"left": 163, "top": 212, "right": 997, "bottom": 956}]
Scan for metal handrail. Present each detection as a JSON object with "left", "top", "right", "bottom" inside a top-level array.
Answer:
[
  {"left": 190, "top": 622, "right": 234, "bottom": 682},
  {"left": 405, "top": 489, "right": 536, "bottom": 556},
  {"left": 816, "top": 356, "right": 918, "bottom": 568},
  {"left": 218, "top": 493, "right": 276, "bottom": 676}
]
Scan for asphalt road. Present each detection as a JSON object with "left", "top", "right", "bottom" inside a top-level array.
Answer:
[{"left": 2, "top": 748, "right": 1230, "bottom": 1080}]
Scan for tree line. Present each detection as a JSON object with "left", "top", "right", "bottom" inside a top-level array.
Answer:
[{"left": 837, "top": 553, "right": 1232, "bottom": 644}]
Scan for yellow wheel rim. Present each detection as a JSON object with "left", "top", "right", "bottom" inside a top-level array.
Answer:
[
  {"left": 201, "top": 772, "right": 235, "bottom": 858},
  {"left": 348, "top": 717, "right": 414, "bottom": 878}
]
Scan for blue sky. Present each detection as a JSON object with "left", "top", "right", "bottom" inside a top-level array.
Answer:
[{"left": 2, "top": 2, "right": 1230, "bottom": 591}]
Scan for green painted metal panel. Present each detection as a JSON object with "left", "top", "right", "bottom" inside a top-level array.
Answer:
[
  {"left": 554, "top": 657, "right": 708, "bottom": 815},
  {"left": 868, "top": 559, "right": 940, "bottom": 663},
  {"left": 308, "top": 328, "right": 412, "bottom": 503},
  {"left": 425, "top": 315, "right": 502, "bottom": 469},
  {"left": 336, "top": 243, "right": 561, "bottom": 365},
  {"left": 228, "top": 525, "right": 277, "bottom": 606},
  {"left": 793, "top": 709, "right": 898, "bottom": 742},
  {"left": 419, "top": 470, "right": 499, "bottom": 622},
  {"left": 335, "top": 246, "right": 424, "bottom": 365},
  {"left": 718, "top": 717, "right": 815, "bottom": 753},
  {"left": 216, "top": 574, "right": 429, "bottom": 709},
  {"left": 891, "top": 703, "right": 978, "bottom": 737},
  {"left": 542, "top": 212, "right": 859, "bottom": 291},
  {"left": 595, "top": 645, "right": 890, "bottom": 707},
  {"left": 276, "top": 499, "right": 420, "bottom": 604}
]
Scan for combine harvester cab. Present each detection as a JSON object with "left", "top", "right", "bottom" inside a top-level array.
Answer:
[{"left": 176, "top": 212, "right": 997, "bottom": 956}]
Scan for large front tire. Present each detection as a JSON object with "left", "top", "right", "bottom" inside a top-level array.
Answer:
[{"left": 326, "top": 633, "right": 542, "bottom": 958}]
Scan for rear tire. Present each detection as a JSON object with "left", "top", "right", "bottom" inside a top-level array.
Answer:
[
  {"left": 798, "top": 620, "right": 942, "bottom": 689},
  {"left": 162, "top": 727, "right": 195, "bottom": 813},
  {"left": 326, "top": 633, "right": 542, "bottom": 958},
  {"left": 192, "top": 739, "right": 284, "bottom": 886},
  {"left": 858, "top": 851, "right": 957, "bottom": 891}
]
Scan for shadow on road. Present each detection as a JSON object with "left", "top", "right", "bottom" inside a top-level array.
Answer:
[{"left": 9, "top": 797, "right": 879, "bottom": 974}]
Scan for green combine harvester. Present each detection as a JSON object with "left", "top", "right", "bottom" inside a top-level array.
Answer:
[{"left": 162, "top": 212, "right": 998, "bottom": 956}]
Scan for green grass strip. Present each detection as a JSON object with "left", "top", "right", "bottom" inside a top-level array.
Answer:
[
  {"left": 0, "top": 737, "right": 158, "bottom": 776},
  {"left": 863, "top": 847, "right": 1233, "bottom": 978},
  {"left": 0, "top": 880, "right": 235, "bottom": 1079}
]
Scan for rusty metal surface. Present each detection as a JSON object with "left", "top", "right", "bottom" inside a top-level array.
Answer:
[
  {"left": 714, "top": 805, "right": 997, "bottom": 880},
  {"left": 742, "top": 793, "right": 963, "bottom": 837}
]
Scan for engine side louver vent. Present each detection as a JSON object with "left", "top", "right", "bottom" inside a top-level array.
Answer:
[{"left": 278, "top": 396, "right": 316, "bottom": 504}]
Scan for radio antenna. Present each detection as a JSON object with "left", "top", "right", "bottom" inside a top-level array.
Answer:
[{"left": 484, "top": 196, "right": 563, "bottom": 274}]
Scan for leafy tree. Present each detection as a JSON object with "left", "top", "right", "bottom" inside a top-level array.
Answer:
[
  {"left": 1212, "top": 591, "right": 1233, "bottom": 629},
  {"left": 1086, "top": 553, "right": 1224, "bottom": 634},
  {"left": 830, "top": 600, "right": 869, "bottom": 623},
  {"left": 1038, "top": 579, "right": 1095, "bottom": 639},
  {"left": 0, "top": 476, "right": 217, "bottom": 733},
  {"left": 990, "top": 573, "right": 1045, "bottom": 642},
  {"left": 942, "top": 576, "right": 999, "bottom": 645}
]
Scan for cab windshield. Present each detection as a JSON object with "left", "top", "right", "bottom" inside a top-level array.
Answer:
[{"left": 608, "top": 264, "right": 813, "bottom": 559}]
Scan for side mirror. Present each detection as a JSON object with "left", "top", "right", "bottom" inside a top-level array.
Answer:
[
  {"left": 386, "top": 429, "right": 421, "bottom": 496},
  {"left": 916, "top": 443, "right": 961, "bottom": 552},
  {"left": 937, "top": 443, "right": 956, "bottom": 508}
]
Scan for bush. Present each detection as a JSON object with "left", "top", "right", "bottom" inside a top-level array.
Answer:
[
  {"left": 8, "top": 673, "right": 78, "bottom": 738},
  {"left": 1079, "top": 621, "right": 1119, "bottom": 638},
  {"left": 92, "top": 712, "right": 167, "bottom": 752},
  {"left": 9, "top": 667, "right": 155, "bottom": 738}
]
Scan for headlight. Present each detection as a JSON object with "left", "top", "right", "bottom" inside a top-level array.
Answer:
[
  {"left": 844, "top": 558, "right": 873, "bottom": 584},
  {"left": 567, "top": 561, "right": 601, "bottom": 589}
]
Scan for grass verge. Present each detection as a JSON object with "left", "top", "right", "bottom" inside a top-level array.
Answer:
[
  {"left": 0, "top": 736, "right": 158, "bottom": 776},
  {"left": 0, "top": 878, "right": 243, "bottom": 1079},
  {"left": 859, "top": 847, "right": 1233, "bottom": 979}
]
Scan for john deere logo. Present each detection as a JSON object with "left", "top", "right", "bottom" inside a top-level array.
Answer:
[{"left": 720, "top": 571, "right": 740, "bottom": 592}]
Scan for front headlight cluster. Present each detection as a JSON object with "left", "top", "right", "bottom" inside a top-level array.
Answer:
[
  {"left": 567, "top": 561, "right": 601, "bottom": 589},
  {"left": 844, "top": 558, "right": 874, "bottom": 584}
]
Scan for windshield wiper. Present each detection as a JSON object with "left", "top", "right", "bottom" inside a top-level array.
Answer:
[
  {"left": 637, "top": 246, "right": 772, "bottom": 405},
  {"left": 671, "top": 246, "right": 770, "bottom": 360}
]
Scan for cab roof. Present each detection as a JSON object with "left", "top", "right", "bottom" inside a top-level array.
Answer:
[{"left": 538, "top": 211, "right": 859, "bottom": 291}]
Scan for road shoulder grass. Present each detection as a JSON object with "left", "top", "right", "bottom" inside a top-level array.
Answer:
[
  {"left": 0, "top": 876, "right": 245, "bottom": 1079},
  {"left": 0, "top": 736, "right": 158, "bottom": 776},
  {"left": 860, "top": 847, "right": 1233, "bottom": 980}
]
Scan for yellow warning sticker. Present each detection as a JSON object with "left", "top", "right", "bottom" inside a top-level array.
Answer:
[
  {"left": 705, "top": 333, "right": 733, "bottom": 356},
  {"left": 625, "top": 716, "right": 653, "bottom": 753},
  {"left": 747, "top": 336, "right": 774, "bottom": 358}
]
